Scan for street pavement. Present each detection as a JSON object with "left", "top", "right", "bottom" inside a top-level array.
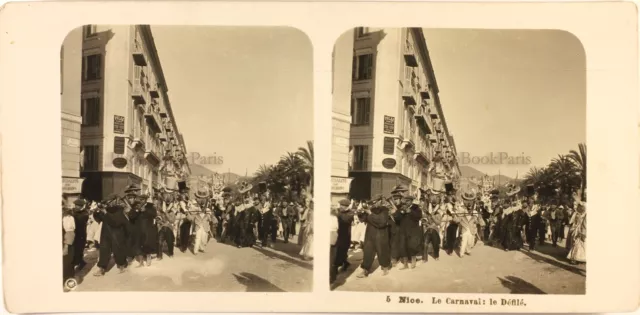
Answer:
[
  {"left": 71, "top": 236, "right": 313, "bottom": 292},
  {"left": 332, "top": 237, "right": 585, "bottom": 294}
]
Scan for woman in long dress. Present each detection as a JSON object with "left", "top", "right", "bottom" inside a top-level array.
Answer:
[
  {"left": 567, "top": 202, "right": 586, "bottom": 264},
  {"left": 299, "top": 201, "right": 314, "bottom": 260}
]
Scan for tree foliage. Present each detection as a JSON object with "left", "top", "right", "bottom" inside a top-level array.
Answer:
[
  {"left": 252, "top": 141, "right": 314, "bottom": 199},
  {"left": 522, "top": 143, "right": 586, "bottom": 202}
]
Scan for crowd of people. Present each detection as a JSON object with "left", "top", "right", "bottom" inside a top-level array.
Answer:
[
  {"left": 62, "top": 182, "right": 314, "bottom": 290},
  {"left": 329, "top": 183, "right": 587, "bottom": 285}
]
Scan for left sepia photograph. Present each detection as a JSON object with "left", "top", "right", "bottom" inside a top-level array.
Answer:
[{"left": 60, "top": 25, "right": 314, "bottom": 292}]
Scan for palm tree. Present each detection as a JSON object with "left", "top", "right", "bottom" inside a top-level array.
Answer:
[
  {"left": 296, "top": 140, "right": 314, "bottom": 193},
  {"left": 568, "top": 143, "right": 586, "bottom": 200},
  {"left": 253, "top": 164, "right": 273, "bottom": 185}
]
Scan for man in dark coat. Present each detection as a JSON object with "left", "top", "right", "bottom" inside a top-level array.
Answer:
[
  {"left": 93, "top": 202, "right": 130, "bottom": 276},
  {"left": 394, "top": 196, "right": 423, "bottom": 269},
  {"left": 356, "top": 196, "right": 391, "bottom": 278},
  {"left": 72, "top": 198, "right": 90, "bottom": 270},
  {"left": 333, "top": 199, "right": 354, "bottom": 272},
  {"left": 422, "top": 201, "right": 442, "bottom": 262},
  {"left": 128, "top": 199, "right": 158, "bottom": 267},
  {"left": 525, "top": 201, "right": 542, "bottom": 251},
  {"left": 157, "top": 193, "right": 176, "bottom": 260}
]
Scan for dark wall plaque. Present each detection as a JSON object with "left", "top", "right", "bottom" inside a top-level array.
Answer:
[
  {"left": 383, "top": 137, "right": 395, "bottom": 155},
  {"left": 383, "top": 115, "right": 395, "bottom": 134},
  {"left": 113, "top": 157, "right": 128, "bottom": 169},
  {"left": 114, "top": 115, "right": 125, "bottom": 134},
  {"left": 114, "top": 136, "right": 126, "bottom": 154},
  {"left": 382, "top": 158, "right": 397, "bottom": 169}
]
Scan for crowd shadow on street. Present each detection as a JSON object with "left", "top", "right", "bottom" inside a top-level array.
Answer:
[
  {"left": 498, "top": 276, "right": 547, "bottom": 294},
  {"left": 331, "top": 249, "right": 364, "bottom": 290},
  {"left": 520, "top": 245, "right": 586, "bottom": 277},
  {"left": 251, "top": 243, "right": 313, "bottom": 271},
  {"left": 232, "top": 272, "right": 286, "bottom": 292},
  {"left": 75, "top": 249, "right": 100, "bottom": 285}
]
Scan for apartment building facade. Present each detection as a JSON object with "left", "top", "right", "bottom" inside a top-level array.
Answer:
[
  {"left": 331, "top": 29, "right": 355, "bottom": 205},
  {"left": 61, "top": 28, "right": 85, "bottom": 206},
  {"left": 347, "top": 27, "right": 460, "bottom": 200},
  {"left": 64, "top": 25, "right": 190, "bottom": 201}
]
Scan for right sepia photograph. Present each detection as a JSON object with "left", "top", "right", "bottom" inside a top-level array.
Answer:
[{"left": 329, "top": 28, "right": 586, "bottom": 294}]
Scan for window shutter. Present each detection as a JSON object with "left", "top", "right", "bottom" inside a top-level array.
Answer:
[
  {"left": 363, "top": 98, "right": 371, "bottom": 125},
  {"left": 96, "top": 54, "right": 102, "bottom": 79},
  {"left": 80, "top": 99, "right": 85, "bottom": 125},
  {"left": 350, "top": 98, "right": 355, "bottom": 124},
  {"left": 352, "top": 55, "right": 357, "bottom": 80},
  {"left": 363, "top": 146, "right": 369, "bottom": 170},
  {"left": 81, "top": 57, "right": 86, "bottom": 81},
  {"left": 366, "top": 54, "right": 373, "bottom": 79}
]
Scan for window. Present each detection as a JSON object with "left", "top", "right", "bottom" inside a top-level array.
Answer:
[
  {"left": 82, "top": 145, "right": 100, "bottom": 171},
  {"left": 356, "top": 27, "right": 370, "bottom": 37},
  {"left": 82, "top": 54, "right": 102, "bottom": 81},
  {"left": 81, "top": 97, "right": 100, "bottom": 126},
  {"left": 352, "top": 54, "right": 373, "bottom": 81},
  {"left": 83, "top": 25, "right": 97, "bottom": 38},
  {"left": 352, "top": 145, "right": 369, "bottom": 171},
  {"left": 350, "top": 97, "right": 371, "bottom": 126}
]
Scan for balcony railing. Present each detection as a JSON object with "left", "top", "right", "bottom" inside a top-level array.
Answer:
[
  {"left": 144, "top": 103, "right": 163, "bottom": 134},
  {"left": 149, "top": 82, "right": 160, "bottom": 98},
  {"left": 132, "top": 38, "right": 148, "bottom": 66},
  {"left": 402, "top": 79, "right": 418, "bottom": 106},
  {"left": 404, "top": 40, "right": 418, "bottom": 67},
  {"left": 420, "top": 89, "right": 431, "bottom": 101},
  {"left": 414, "top": 106, "right": 431, "bottom": 134}
]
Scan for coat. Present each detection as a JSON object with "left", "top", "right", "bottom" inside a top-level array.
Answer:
[
  {"left": 129, "top": 205, "right": 159, "bottom": 255},
  {"left": 394, "top": 204, "right": 423, "bottom": 258}
]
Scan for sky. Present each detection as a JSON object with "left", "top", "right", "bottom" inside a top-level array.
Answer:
[
  {"left": 422, "top": 29, "right": 586, "bottom": 178},
  {"left": 151, "top": 26, "right": 313, "bottom": 176}
]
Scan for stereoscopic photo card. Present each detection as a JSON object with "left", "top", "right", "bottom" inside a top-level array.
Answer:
[{"left": 1, "top": 1, "right": 639, "bottom": 314}]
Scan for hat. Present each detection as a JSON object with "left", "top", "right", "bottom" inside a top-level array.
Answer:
[
  {"left": 461, "top": 191, "right": 476, "bottom": 201},
  {"left": 506, "top": 185, "right": 521, "bottom": 197},
  {"left": 238, "top": 181, "right": 253, "bottom": 194},
  {"left": 73, "top": 198, "right": 87, "bottom": 206},
  {"left": 222, "top": 187, "right": 233, "bottom": 193},
  {"left": 372, "top": 194, "right": 385, "bottom": 202},
  {"left": 338, "top": 199, "right": 350, "bottom": 207},
  {"left": 194, "top": 186, "right": 211, "bottom": 199},
  {"left": 124, "top": 184, "right": 141, "bottom": 195},
  {"left": 391, "top": 185, "right": 409, "bottom": 195},
  {"left": 402, "top": 195, "right": 415, "bottom": 201},
  {"left": 427, "top": 188, "right": 441, "bottom": 196}
]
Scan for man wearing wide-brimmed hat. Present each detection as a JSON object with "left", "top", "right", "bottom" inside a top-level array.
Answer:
[
  {"left": 393, "top": 193, "right": 423, "bottom": 269},
  {"left": 92, "top": 202, "right": 130, "bottom": 276},
  {"left": 355, "top": 194, "right": 391, "bottom": 278},
  {"left": 451, "top": 190, "right": 484, "bottom": 257},
  {"left": 187, "top": 186, "right": 214, "bottom": 255},
  {"left": 387, "top": 184, "right": 409, "bottom": 266}
]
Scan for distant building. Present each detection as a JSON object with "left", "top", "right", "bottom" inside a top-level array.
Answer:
[
  {"left": 344, "top": 27, "right": 460, "bottom": 200},
  {"left": 61, "top": 25, "right": 190, "bottom": 201},
  {"left": 61, "top": 28, "right": 84, "bottom": 206},
  {"left": 330, "top": 29, "right": 355, "bottom": 205}
]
